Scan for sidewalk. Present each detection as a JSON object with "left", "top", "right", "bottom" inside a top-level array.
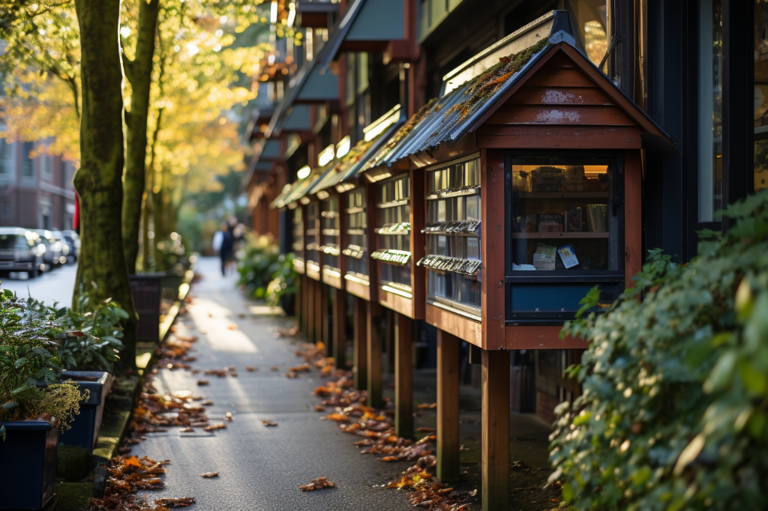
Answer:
[{"left": 128, "top": 258, "right": 412, "bottom": 511}]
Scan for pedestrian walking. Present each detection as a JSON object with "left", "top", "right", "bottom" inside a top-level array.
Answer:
[{"left": 213, "top": 222, "right": 234, "bottom": 276}]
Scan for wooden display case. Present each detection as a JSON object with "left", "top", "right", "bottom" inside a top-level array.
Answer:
[
  {"left": 369, "top": 170, "right": 425, "bottom": 320},
  {"left": 320, "top": 193, "right": 344, "bottom": 289},
  {"left": 341, "top": 186, "right": 376, "bottom": 301}
]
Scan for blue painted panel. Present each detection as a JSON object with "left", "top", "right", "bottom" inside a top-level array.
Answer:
[
  {"left": 297, "top": 67, "right": 339, "bottom": 101},
  {"left": 347, "top": 0, "right": 404, "bottom": 41},
  {"left": 261, "top": 140, "right": 281, "bottom": 159},
  {"left": 283, "top": 105, "right": 312, "bottom": 131},
  {"left": 510, "top": 283, "right": 620, "bottom": 312},
  {"left": 255, "top": 162, "right": 272, "bottom": 171}
]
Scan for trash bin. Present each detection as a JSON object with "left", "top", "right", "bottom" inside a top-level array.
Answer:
[{"left": 129, "top": 273, "right": 164, "bottom": 343}]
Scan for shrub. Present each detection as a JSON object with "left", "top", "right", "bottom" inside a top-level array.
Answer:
[
  {"left": 549, "top": 189, "right": 768, "bottom": 510},
  {"left": 266, "top": 252, "right": 299, "bottom": 307},
  {"left": 0, "top": 289, "right": 88, "bottom": 438},
  {"left": 236, "top": 235, "right": 282, "bottom": 299}
]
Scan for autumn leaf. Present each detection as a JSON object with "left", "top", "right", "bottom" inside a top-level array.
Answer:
[
  {"left": 299, "top": 477, "right": 336, "bottom": 491},
  {"left": 200, "top": 472, "right": 219, "bottom": 478},
  {"left": 261, "top": 420, "right": 278, "bottom": 427},
  {"left": 246, "top": 366, "right": 258, "bottom": 372},
  {"left": 203, "top": 423, "right": 226, "bottom": 431},
  {"left": 197, "top": 380, "right": 209, "bottom": 386}
]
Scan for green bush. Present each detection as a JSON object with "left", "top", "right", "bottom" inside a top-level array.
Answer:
[
  {"left": 0, "top": 289, "right": 87, "bottom": 438},
  {"left": 236, "top": 235, "right": 299, "bottom": 307},
  {"left": 550, "top": 189, "right": 768, "bottom": 510}
]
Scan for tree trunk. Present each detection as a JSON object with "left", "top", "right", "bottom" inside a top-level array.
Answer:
[
  {"left": 73, "top": 0, "right": 137, "bottom": 370},
  {"left": 122, "top": 0, "right": 160, "bottom": 273}
]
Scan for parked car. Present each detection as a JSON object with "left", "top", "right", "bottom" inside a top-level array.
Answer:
[
  {"left": 50, "top": 230, "right": 73, "bottom": 264},
  {"left": 61, "top": 230, "right": 80, "bottom": 260},
  {"left": 34, "top": 229, "right": 66, "bottom": 268},
  {"left": 0, "top": 228, "right": 46, "bottom": 278}
]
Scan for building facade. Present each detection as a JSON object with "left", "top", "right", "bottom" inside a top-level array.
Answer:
[
  {"left": 243, "top": 0, "right": 765, "bottom": 424},
  {"left": 0, "top": 138, "right": 76, "bottom": 230}
]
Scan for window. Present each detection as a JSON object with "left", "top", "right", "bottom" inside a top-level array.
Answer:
[
  {"left": 698, "top": 0, "right": 723, "bottom": 222},
  {"left": 41, "top": 154, "right": 53, "bottom": 179},
  {"left": 22, "top": 141, "right": 35, "bottom": 178},
  {"left": 344, "top": 188, "right": 368, "bottom": 278},
  {"left": 754, "top": 1, "right": 768, "bottom": 193},
  {"left": 0, "top": 139, "right": 12, "bottom": 176},
  {"left": 565, "top": 0, "right": 608, "bottom": 70}
]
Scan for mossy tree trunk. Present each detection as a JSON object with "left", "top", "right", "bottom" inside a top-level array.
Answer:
[
  {"left": 73, "top": 0, "right": 137, "bottom": 370},
  {"left": 122, "top": 0, "right": 160, "bottom": 274}
]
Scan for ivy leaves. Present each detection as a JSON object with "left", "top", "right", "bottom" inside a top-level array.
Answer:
[{"left": 551, "top": 188, "right": 768, "bottom": 511}]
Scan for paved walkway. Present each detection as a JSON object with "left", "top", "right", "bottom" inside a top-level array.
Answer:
[
  {"left": 1, "top": 262, "right": 77, "bottom": 307},
  {"left": 130, "top": 257, "right": 412, "bottom": 511}
]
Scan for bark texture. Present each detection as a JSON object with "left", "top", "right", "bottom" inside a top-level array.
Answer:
[
  {"left": 123, "top": 0, "right": 159, "bottom": 273},
  {"left": 73, "top": 0, "right": 137, "bottom": 368}
]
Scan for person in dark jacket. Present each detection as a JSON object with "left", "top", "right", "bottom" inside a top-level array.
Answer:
[{"left": 214, "top": 222, "right": 234, "bottom": 276}]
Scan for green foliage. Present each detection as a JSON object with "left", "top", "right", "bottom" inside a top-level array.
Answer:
[
  {"left": 266, "top": 252, "right": 299, "bottom": 307},
  {"left": 0, "top": 289, "right": 89, "bottom": 438},
  {"left": 550, "top": 189, "right": 768, "bottom": 510},
  {"left": 237, "top": 235, "right": 298, "bottom": 306}
]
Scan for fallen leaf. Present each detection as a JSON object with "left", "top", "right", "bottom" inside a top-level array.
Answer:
[
  {"left": 270, "top": 366, "right": 279, "bottom": 371},
  {"left": 227, "top": 324, "right": 238, "bottom": 330},
  {"left": 246, "top": 366, "right": 258, "bottom": 372},
  {"left": 197, "top": 380, "right": 209, "bottom": 386},
  {"left": 416, "top": 427, "right": 436, "bottom": 433},
  {"left": 155, "top": 497, "right": 195, "bottom": 508},
  {"left": 262, "top": 420, "right": 278, "bottom": 427},
  {"left": 180, "top": 427, "right": 194, "bottom": 433},
  {"left": 417, "top": 403, "right": 437, "bottom": 410},
  {"left": 201, "top": 400, "right": 214, "bottom": 406},
  {"left": 285, "top": 371, "right": 298, "bottom": 378},
  {"left": 203, "top": 423, "right": 226, "bottom": 431},
  {"left": 314, "top": 405, "right": 325, "bottom": 412},
  {"left": 326, "top": 413, "right": 349, "bottom": 422},
  {"left": 381, "top": 456, "right": 400, "bottom": 462},
  {"left": 299, "top": 477, "right": 336, "bottom": 491},
  {"left": 200, "top": 472, "right": 219, "bottom": 478}
]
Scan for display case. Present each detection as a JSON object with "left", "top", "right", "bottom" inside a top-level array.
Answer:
[
  {"left": 320, "top": 195, "right": 343, "bottom": 288},
  {"left": 342, "top": 187, "right": 373, "bottom": 300},
  {"left": 419, "top": 155, "right": 483, "bottom": 320},
  {"left": 371, "top": 172, "right": 424, "bottom": 318},
  {"left": 304, "top": 200, "right": 321, "bottom": 280},
  {"left": 291, "top": 207, "right": 305, "bottom": 274},
  {"left": 506, "top": 154, "right": 624, "bottom": 323}
]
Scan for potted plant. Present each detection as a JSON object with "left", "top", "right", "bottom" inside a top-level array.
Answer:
[
  {"left": 0, "top": 289, "right": 88, "bottom": 510},
  {"left": 55, "top": 295, "right": 126, "bottom": 451}
]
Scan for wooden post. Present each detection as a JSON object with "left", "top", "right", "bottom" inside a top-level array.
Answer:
[
  {"left": 353, "top": 297, "right": 368, "bottom": 390},
  {"left": 306, "top": 278, "right": 315, "bottom": 342},
  {"left": 333, "top": 288, "right": 347, "bottom": 368},
  {"left": 386, "top": 309, "right": 396, "bottom": 374},
  {"left": 320, "top": 283, "right": 330, "bottom": 350},
  {"left": 366, "top": 301, "right": 383, "bottom": 409},
  {"left": 296, "top": 274, "right": 302, "bottom": 330},
  {"left": 436, "top": 329, "right": 460, "bottom": 482},
  {"left": 481, "top": 349, "right": 510, "bottom": 511},
  {"left": 395, "top": 312, "right": 413, "bottom": 439},
  {"left": 314, "top": 280, "right": 323, "bottom": 345}
]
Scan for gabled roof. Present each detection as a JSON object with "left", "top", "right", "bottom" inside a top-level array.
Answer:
[{"left": 362, "top": 31, "right": 673, "bottom": 171}]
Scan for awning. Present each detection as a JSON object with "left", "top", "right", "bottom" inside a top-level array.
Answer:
[
  {"left": 269, "top": 181, "right": 299, "bottom": 210},
  {"left": 266, "top": 59, "right": 339, "bottom": 138},
  {"left": 282, "top": 105, "right": 312, "bottom": 132},
  {"left": 317, "top": 0, "right": 406, "bottom": 73},
  {"left": 307, "top": 105, "right": 405, "bottom": 195}
]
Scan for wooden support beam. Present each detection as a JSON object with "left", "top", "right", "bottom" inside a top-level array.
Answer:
[
  {"left": 366, "top": 301, "right": 383, "bottom": 409},
  {"left": 314, "top": 280, "right": 323, "bottom": 344},
  {"left": 436, "top": 329, "right": 460, "bottom": 482},
  {"left": 306, "top": 278, "right": 315, "bottom": 342},
  {"left": 395, "top": 313, "right": 414, "bottom": 438},
  {"left": 320, "top": 282, "right": 330, "bottom": 350},
  {"left": 353, "top": 297, "right": 368, "bottom": 390},
  {"left": 481, "top": 349, "right": 510, "bottom": 511},
  {"left": 333, "top": 288, "right": 347, "bottom": 368},
  {"left": 386, "top": 308, "right": 396, "bottom": 374},
  {"left": 296, "top": 275, "right": 303, "bottom": 333}
]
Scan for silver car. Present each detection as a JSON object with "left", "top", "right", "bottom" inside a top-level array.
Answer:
[{"left": 0, "top": 228, "right": 46, "bottom": 278}]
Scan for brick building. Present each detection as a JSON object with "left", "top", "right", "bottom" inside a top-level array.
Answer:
[{"left": 0, "top": 137, "right": 76, "bottom": 230}]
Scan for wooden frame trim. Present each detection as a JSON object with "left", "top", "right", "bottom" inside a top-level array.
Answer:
[{"left": 426, "top": 304, "right": 481, "bottom": 347}]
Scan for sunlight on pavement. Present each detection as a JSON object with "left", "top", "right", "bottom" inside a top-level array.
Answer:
[{"left": 189, "top": 297, "right": 258, "bottom": 353}]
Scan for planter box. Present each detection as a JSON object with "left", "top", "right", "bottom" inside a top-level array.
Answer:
[
  {"left": 0, "top": 421, "right": 59, "bottom": 510},
  {"left": 129, "top": 273, "right": 164, "bottom": 343},
  {"left": 59, "top": 371, "right": 113, "bottom": 452}
]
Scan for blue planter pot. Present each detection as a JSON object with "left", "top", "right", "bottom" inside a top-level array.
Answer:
[
  {"left": 0, "top": 421, "right": 59, "bottom": 510},
  {"left": 59, "top": 371, "right": 113, "bottom": 453}
]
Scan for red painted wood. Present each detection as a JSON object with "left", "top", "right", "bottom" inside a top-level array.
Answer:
[
  {"left": 476, "top": 127, "right": 644, "bottom": 150},
  {"left": 624, "top": 150, "right": 642, "bottom": 288},
  {"left": 485, "top": 105, "right": 635, "bottom": 126},
  {"left": 506, "top": 86, "right": 613, "bottom": 106},
  {"left": 504, "top": 326, "right": 588, "bottom": 350},
  {"left": 480, "top": 149, "right": 506, "bottom": 351}
]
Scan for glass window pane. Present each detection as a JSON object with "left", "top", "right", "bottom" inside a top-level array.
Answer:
[
  {"left": 698, "top": 0, "right": 723, "bottom": 221},
  {"left": 755, "top": 1, "right": 768, "bottom": 192},
  {"left": 566, "top": 0, "right": 608, "bottom": 70}
]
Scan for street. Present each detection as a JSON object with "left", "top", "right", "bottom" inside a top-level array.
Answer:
[
  {"left": 1, "top": 263, "right": 77, "bottom": 307},
  {"left": 129, "top": 257, "right": 412, "bottom": 510}
]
